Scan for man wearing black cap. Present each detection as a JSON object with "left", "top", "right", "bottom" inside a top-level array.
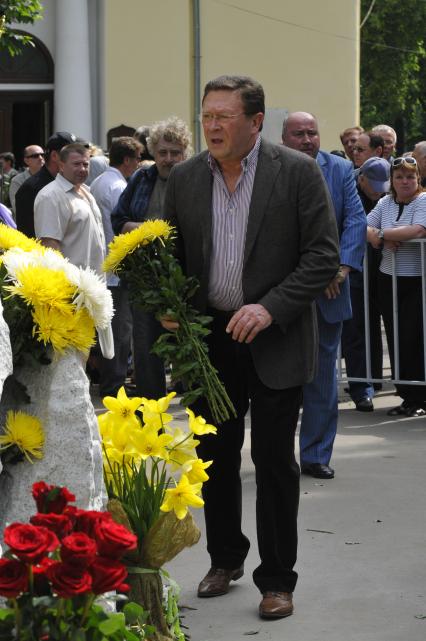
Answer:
[{"left": 15, "top": 131, "right": 76, "bottom": 237}]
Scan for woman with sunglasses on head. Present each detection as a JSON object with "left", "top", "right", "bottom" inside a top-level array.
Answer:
[{"left": 367, "top": 156, "right": 426, "bottom": 417}]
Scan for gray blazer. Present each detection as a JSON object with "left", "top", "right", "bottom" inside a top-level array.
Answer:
[{"left": 163, "top": 139, "right": 340, "bottom": 390}]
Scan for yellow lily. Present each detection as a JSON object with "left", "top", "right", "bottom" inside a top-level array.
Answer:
[
  {"left": 102, "top": 386, "right": 143, "bottom": 430},
  {"left": 160, "top": 474, "right": 204, "bottom": 520},
  {"left": 186, "top": 408, "right": 217, "bottom": 435},
  {"left": 129, "top": 424, "right": 173, "bottom": 460},
  {"left": 140, "top": 392, "right": 176, "bottom": 429},
  {"left": 183, "top": 458, "right": 213, "bottom": 484}
]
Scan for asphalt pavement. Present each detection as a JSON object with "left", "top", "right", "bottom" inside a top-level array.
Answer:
[{"left": 166, "top": 385, "right": 426, "bottom": 641}]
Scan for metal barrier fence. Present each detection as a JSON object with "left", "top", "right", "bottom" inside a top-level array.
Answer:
[{"left": 337, "top": 238, "right": 426, "bottom": 386}]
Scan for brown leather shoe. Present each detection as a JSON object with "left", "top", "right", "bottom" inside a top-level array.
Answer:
[
  {"left": 259, "top": 591, "right": 294, "bottom": 619},
  {"left": 197, "top": 566, "right": 244, "bottom": 597}
]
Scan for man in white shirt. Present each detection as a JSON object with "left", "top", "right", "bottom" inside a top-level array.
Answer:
[
  {"left": 34, "top": 143, "right": 105, "bottom": 275},
  {"left": 90, "top": 137, "right": 142, "bottom": 396}
]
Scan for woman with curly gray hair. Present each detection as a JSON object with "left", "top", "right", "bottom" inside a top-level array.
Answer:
[{"left": 111, "top": 115, "right": 193, "bottom": 400}]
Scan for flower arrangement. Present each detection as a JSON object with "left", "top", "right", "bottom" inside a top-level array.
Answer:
[
  {"left": 102, "top": 218, "right": 235, "bottom": 424},
  {"left": 0, "top": 223, "right": 113, "bottom": 368},
  {"left": 0, "top": 410, "right": 45, "bottom": 465},
  {"left": 0, "top": 481, "right": 153, "bottom": 640},
  {"left": 99, "top": 386, "right": 216, "bottom": 640}
]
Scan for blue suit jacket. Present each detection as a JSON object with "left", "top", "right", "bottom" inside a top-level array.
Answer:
[{"left": 316, "top": 150, "right": 366, "bottom": 323}]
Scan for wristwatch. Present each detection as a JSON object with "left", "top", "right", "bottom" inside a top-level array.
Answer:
[{"left": 377, "top": 229, "right": 385, "bottom": 248}]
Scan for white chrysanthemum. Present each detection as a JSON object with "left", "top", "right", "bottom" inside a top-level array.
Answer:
[
  {"left": 70, "top": 266, "right": 114, "bottom": 329},
  {"left": 37, "top": 248, "right": 74, "bottom": 273},
  {"left": 2, "top": 247, "right": 40, "bottom": 278}
]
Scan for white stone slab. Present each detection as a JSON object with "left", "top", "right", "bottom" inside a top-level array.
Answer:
[{"left": 0, "top": 350, "right": 105, "bottom": 530}]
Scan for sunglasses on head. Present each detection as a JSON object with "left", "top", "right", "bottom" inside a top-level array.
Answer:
[
  {"left": 392, "top": 156, "right": 417, "bottom": 168},
  {"left": 25, "top": 152, "right": 45, "bottom": 159}
]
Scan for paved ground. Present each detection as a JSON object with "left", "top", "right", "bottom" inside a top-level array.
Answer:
[
  {"left": 93, "top": 377, "right": 426, "bottom": 641},
  {"left": 164, "top": 385, "right": 426, "bottom": 641}
]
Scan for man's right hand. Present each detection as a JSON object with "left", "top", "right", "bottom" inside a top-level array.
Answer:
[{"left": 160, "top": 315, "right": 179, "bottom": 331}]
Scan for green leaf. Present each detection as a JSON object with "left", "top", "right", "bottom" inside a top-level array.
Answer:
[
  {"left": 123, "top": 601, "right": 146, "bottom": 624},
  {"left": 0, "top": 609, "right": 14, "bottom": 621},
  {"left": 98, "top": 613, "right": 125, "bottom": 635}
]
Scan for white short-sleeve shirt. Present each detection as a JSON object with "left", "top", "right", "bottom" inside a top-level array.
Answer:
[
  {"left": 367, "top": 192, "right": 426, "bottom": 276},
  {"left": 34, "top": 173, "right": 106, "bottom": 275}
]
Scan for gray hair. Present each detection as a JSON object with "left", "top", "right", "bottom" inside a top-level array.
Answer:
[
  {"left": 371, "top": 124, "right": 397, "bottom": 142},
  {"left": 147, "top": 116, "right": 193, "bottom": 159}
]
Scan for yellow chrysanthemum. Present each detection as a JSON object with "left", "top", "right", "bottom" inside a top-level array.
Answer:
[
  {"left": 0, "top": 410, "right": 44, "bottom": 463},
  {"left": 102, "top": 218, "right": 174, "bottom": 273},
  {"left": 102, "top": 386, "right": 144, "bottom": 430},
  {"left": 186, "top": 408, "right": 217, "bottom": 436},
  {"left": 182, "top": 458, "right": 213, "bottom": 484},
  {"left": 32, "top": 305, "right": 96, "bottom": 355},
  {"left": 129, "top": 424, "right": 173, "bottom": 461},
  {"left": 160, "top": 474, "right": 204, "bottom": 520},
  {"left": 0, "top": 223, "right": 41, "bottom": 253},
  {"left": 5, "top": 264, "right": 77, "bottom": 311},
  {"left": 140, "top": 392, "right": 176, "bottom": 429}
]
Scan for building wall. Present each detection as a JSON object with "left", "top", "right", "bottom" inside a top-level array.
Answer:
[
  {"left": 103, "top": 0, "right": 193, "bottom": 141},
  {"left": 103, "top": 0, "right": 360, "bottom": 152}
]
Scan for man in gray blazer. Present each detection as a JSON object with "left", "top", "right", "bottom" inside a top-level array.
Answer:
[{"left": 163, "top": 75, "right": 340, "bottom": 619}]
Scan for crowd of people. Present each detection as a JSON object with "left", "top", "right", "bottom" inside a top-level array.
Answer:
[{"left": 1, "top": 73, "right": 425, "bottom": 620}]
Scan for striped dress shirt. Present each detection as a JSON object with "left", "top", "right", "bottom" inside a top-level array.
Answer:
[{"left": 208, "top": 135, "right": 261, "bottom": 311}]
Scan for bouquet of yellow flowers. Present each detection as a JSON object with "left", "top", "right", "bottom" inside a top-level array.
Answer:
[
  {"left": 99, "top": 386, "right": 216, "bottom": 640},
  {"left": 0, "top": 224, "right": 113, "bottom": 369},
  {"left": 103, "top": 218, "right": 235, "bottom": 425}
]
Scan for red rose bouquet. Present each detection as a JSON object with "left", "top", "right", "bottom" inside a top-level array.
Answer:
[{"left": 0, "top": 481, "right": 154, "bottom": 640}]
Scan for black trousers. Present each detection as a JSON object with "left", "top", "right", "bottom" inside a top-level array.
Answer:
[
  {"left": 378, "top": 272, "right": 425, "bottom": 403},
  {"left": 192, "top": 310, "right": 302, "bottom": 594}
]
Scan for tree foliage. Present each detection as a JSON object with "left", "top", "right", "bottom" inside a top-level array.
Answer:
[
  {"left": 360, "top": 0, "right": 426, "bottom": 151},
  {"left": 0, "top": 0, "right": 43, "bottom": 56}
]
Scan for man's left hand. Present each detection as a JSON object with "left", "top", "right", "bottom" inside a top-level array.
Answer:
[
  {"left": 324, "top": 265, "right": 350, "bottom": 300},
  {"left": 226, "top": 304, "right": 272, "bottom": 344}
]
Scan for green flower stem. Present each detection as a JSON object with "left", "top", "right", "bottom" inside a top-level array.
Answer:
[{"left": 79, "top": 593, "right": 95, "bottom": 627}]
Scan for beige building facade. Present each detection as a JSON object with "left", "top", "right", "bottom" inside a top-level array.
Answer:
[{"left": 3, "top": 0, "right": 360, "bottom": 156}]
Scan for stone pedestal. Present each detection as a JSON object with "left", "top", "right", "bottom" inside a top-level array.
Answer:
[
  {"left": 0, "top": 350, "right": 105, "bottom": 530},
  {"left": 0, "top": 299, "right": 13, "bottom": 479}
]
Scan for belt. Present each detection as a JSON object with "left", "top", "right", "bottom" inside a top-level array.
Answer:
[{"left": 207, "top": 307, "right": 236, "bottom": 321}]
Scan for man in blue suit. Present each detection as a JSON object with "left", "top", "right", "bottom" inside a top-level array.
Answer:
[{"left": 282, "top": 112, "right": 367, "bottom": 479}]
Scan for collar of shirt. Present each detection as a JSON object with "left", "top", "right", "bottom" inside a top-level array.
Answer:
[
  {"left": 55, "top": 173, "right": 78, "bottom": 192},
  {"left": 55, "top": 173, "right": 92, "bottom": 199},
  {"left": 207, "top": 134, "right": 261, "bottom": 176}
]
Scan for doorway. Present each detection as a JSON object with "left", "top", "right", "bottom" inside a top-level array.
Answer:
[{"left": 0, "top": 32, "right": 54, "bottom": 168}]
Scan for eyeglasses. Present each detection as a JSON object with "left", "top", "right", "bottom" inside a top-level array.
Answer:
[
  {"left": 199, "top": 112, "right": 245, "bottom": 124},
  {"left": 392, "top": 156, "right": 417, "bottom": 168},
  {"left": 25, "top": 153, "right": 45, "bottom": 159}
]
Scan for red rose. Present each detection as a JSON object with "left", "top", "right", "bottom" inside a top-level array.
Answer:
[
  {"left": 30, "top": 513, "right": 73, "bottom": 539},
  {"left": 89, "top": 556, "right": 128, "bottom": 595},
  {"left": 60, "top": 532, "right": 97, "bottom": 568},
  {"left": 74, "top": 510, "right": 113, "bottom": 538},
  {"left": 0, "top": 559, "right": 28, "bottom": 598},
  {"left": 4, "top": 523, "right": 59, "bottom": 564},
  {"left": 94, "top": 519, "right": 137, "bottom": 559},
  {"left": 46, "top": 561, "right": 92, "bottom": 598},
  {"left": 32, "top": 482, "right": 76, "bottom": 514},
  {"left": 33, "top": 557, "right": 55, "bottom": 596}
]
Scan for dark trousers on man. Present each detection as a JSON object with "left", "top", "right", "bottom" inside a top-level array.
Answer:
[
  {"left": 131, "top": 306, "right": 166, "bottom": 400},
  {"left": 98, "top": 284, "right": 132, "bottom": 397},
  {"left": 193, "top": 310, "right": 302, "bottom": 594}
]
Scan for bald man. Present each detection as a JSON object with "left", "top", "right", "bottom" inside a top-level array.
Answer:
[
  {"left": 282, "top": 111, "right": 367, "bottom": 478},
  {"left": 9, "top": 145, "right": 45, "bottom": 214}
]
